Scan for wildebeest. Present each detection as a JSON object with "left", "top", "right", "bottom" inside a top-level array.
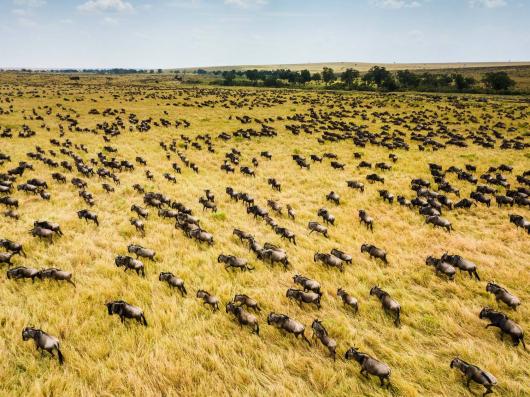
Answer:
[
  {"left": 509, "top": 214, "right": 530, "bottom": 234},
  {"left": 286, "top": 204, "right": 296, "bottom": 220},
  {"left": 308, "top": 221, "right": 328, "bottom": 238},
  {"left": 331, "top": 248, "right": 352, "bottom": 264},
  {"left": 486, "top": 282, "right": 520, "bottom": 310},
  {"left": 226, "top": 302, "right": 259, "bottom": 335},
  {"left": 425, "top": 215, "right": 452, "bottom": 232},
  {"left": 317, "top": 208, "right": 335, "bottom": 225},
  {"left": 450, "top": 357, "right": 497, "bottom": 396},
  {"left": 131, "top": 204, "right": 148, "bottom": 218},
  {"left": 267, "top": 313, "right": 311, "bottom": 345},
  {"left": 196, "top": 289, "right": 220, "bottom": 311},
  {"left": 34, "top": 220, "right": 63, "bottom": 236},
  {"left": 159, "top": 272, "right": 187, "bottom": 296},
  {"left": 190, "top": 228, "right": 214, "bottom": 245},
  {"left": 326, "top": 191, "right": 340, "bottom": 205},
  {"left": 22, "top": 327, "right": 64, "bottom": 365},
  {"left": 441, "top": 253, "right": 480, "bottom": 281},
  {"left": 257, "top": 244, "right": 289, "bottom": 268},
  {"left": 286, "top": 288, "right": 322, "bottom": 309},
  {"left": 115, "top": 255, "right": 145, "bottom": 277},
  {"left": 454, "top": 198, "right": 476, "bottom": 209},
  {"left": 293, "top": 274, "right": 321, "bottom": 294},
  {"left": 370, "top": 286, "right": 401, "bottom": 326},
  {"left": 311, "top": 319, "right": 337, "bottom": 360},
  {"left": 7, "top": 266, "right": 40, "bottom": 282},
  {"left": 470, "top": 191, "right": 491, "bottom": 207},
  {"left": 314, "top": 252, "right": 344, "bottom": 272},
  {"left": 233, "top": 228, "right": 253, "bottom": 243},
  {"left": 233, "top": 294, "right": 261, "bottom": 311},
  {"left": 337, "top": 287, "right": 359, "bottom": 313},
  {"left": 0, "top": 251, "right": 16, "bottom": 266},
  {"left": 37, "top": 268, "right": 75, "bottom": 286},
  {"left": 130, "top": 218, "right": 145, "bottom": 235},
  {"left": 361, "top": 244, "right": 388, "bottom": 264},
  {"left": 0, "top": 239, "right": 26, "bottom": 257},
  {"left": 347, "top": 180, "right": 364, "bottom": 192},
  {"left": 0, "top": 197, "right": 19, "bottom": 208},
  {"left": 479, "top": 308, "right": 525, "bottom": 348},
  {"left": 127, "top": 244, "right": 156, "bottom": 261},
  {"left": 345, "top": 347, "right": 391, "bottom": 387},
  {"left": 106, "top": 300, "right": 148, "bottom": 326},
  {"left": 217, "top": 254, "right": 254, "bottom": 271},
  {"left": 274, "top": 226, "right": 296, "bottom": 245},
  {"left": 358, "top": 210, "right": 373, "bottom": 231},
  {"left": 425, "top": 256, "right": 456, "bottom": 280},
  {"left": 77, "top": 209, "right": 99, "bottom": 226}
]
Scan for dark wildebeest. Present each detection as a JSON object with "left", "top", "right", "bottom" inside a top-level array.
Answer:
[
  {"left": 7, "top": 266, "right": 40, "bottom": 282},
  {"left": 345, "top": 347, "right": 391, "bottom": 387},
  {"left": 196, "top": 290, "right": 220, "bottom": 311},
  {"left": 77, "top": 209, "right": 99, "bottom": 226},
  {"left": 22, "top": 327, "right": 64, "bottom": 365},
  {"left": 267, "top": 312, "right": 311, "bottom": 345},
  {"left": 286, "top": 288, "right": 322, "bottom": 309},
  {"left": 441, "top": 253, "right": 480, "bottom": 281},
  {"left": 361, "top": 244, "right": 388, "bottom": 264},
  {"left": 37, "top": 268, "right": 76, "bottom": 286},
  {"left": 479, "top": 308, "right": 525, "bottom": 348},
  {"left": 311, "top": 319, "right": 337, "bottom": 360},
  {"left": 370, "top": 286, "right": 401, "bottom": 327},
  {"left": 450, "top": 358, "right": 497, "bottom": 396},
  {"left": 486, "top": 282, "right": 520, "bottom": 310},
  {"left": 106, "top": 300, "right": 148, "bottom": 326},
  {"left": 159, "top": 272, "right": 187, "bottom": 296},
  {"left": 337, "top": 288, "right": 359, "bottom": 313},
  {"left": 226, "top": 302, "right": 259, "bottom": 335}
]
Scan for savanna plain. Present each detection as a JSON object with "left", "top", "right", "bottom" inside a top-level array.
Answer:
[{"left": 0, "top": 72, "right": 528, "bottom": 397}]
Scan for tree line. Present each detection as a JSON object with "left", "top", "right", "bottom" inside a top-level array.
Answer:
[{"left": 209, "top": 66, "right": 517, "bottom": 93}]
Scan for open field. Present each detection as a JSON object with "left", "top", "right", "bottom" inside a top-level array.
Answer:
[
  {"left": 175, "top": 61, "right": 530, "bottom": 73},
  {"left": 0, "top": 73, "right": 529, "bottom": 397}
]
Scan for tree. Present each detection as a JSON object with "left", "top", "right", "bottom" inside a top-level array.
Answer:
[
  {"left": 221, "top": 70, "right": 236, "bottom": 85},
  {"left": 363, "top": 66, "right": 391, "bottom": 86},
  {"left": 322, "top": 67, "right": 336, "bottom": 85},
  {"left": 196, "top": 69, "right": 208, "bottom": 75},
  {"left": 312, "top": 72, "right": 321, "bottom": 82},
  {"left": 340, "top": 68, "right": 360, "bottom": 88},
  {"left": 245, "top": 69, "right": 259, "bottom": 83},
  {"left": 482, "top": 72, "right": 515, "bottom": 91},
  {"left": 452, "top": 74, "right": 476, "bottom": 91},
  {"left": 397, "top": 70, "right": 420, "bottom": 88},
  {"left": 157, "top": 69, "right": 163, "bottom": 74},
  {"left": 300, "top": 69, "right": 311, "bottom": 84}
]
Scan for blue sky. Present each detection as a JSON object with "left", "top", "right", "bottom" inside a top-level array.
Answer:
[{"left": 0, "top": 0, "right": 529, "bottom": 68}]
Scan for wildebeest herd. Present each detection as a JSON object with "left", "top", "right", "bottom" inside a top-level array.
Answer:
[{"left": 0, "top": 73, "right": 528, "bottom": 396}]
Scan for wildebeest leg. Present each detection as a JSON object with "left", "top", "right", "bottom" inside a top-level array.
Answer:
[
  {"left": 360, "top": 368, "right": 369, "bottom": 378},
  {"left": 67, "top": 279, "right": 76, "bottom": 287},
  {"left": 141, "top": 314, "right": 148, "bottom": 326},
  {"left": 483, "top": 385, "right": 493, "bottom": 396},
  {"left": 473, "top": 270, "right": 480, "bottom": 281}
]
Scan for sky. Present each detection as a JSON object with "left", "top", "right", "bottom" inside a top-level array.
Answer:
[{"left": 0, "top": 0, "right": 529, "bottom": 68}]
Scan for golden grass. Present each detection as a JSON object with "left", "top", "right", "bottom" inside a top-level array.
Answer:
[{"left": 0, "top": 73, "right": 529, "bottom": 397}]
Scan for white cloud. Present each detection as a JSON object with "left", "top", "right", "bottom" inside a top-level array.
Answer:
[
  {"left": 78, "top": 0, "right": 134, "bottom": 13},
  {"left": 13, "top": 0, "right": 46, "bottom": 7},
  {"left": 12, "top": 8, "right": 29, "bottom": 16},
  {"left": 224, "top": 0, "right": 268, "bottom": 8},
  {"left": 371, "top": 0, "right": 422, "bottom": 9},
  {"left": 469, "top": 0, "right": 507, "bottom": 8}
]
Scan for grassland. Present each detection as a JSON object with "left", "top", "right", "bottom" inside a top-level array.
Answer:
[
  {"left": 0, "top": 73, "right": 529, "bottom": 397},
  {"left": 175, "top": 61, "right": 530, "bottom": 73}
]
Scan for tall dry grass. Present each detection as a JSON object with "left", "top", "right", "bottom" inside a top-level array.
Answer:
[{"left": 0, "top": 74, "right": 528, "bottom": 397}]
